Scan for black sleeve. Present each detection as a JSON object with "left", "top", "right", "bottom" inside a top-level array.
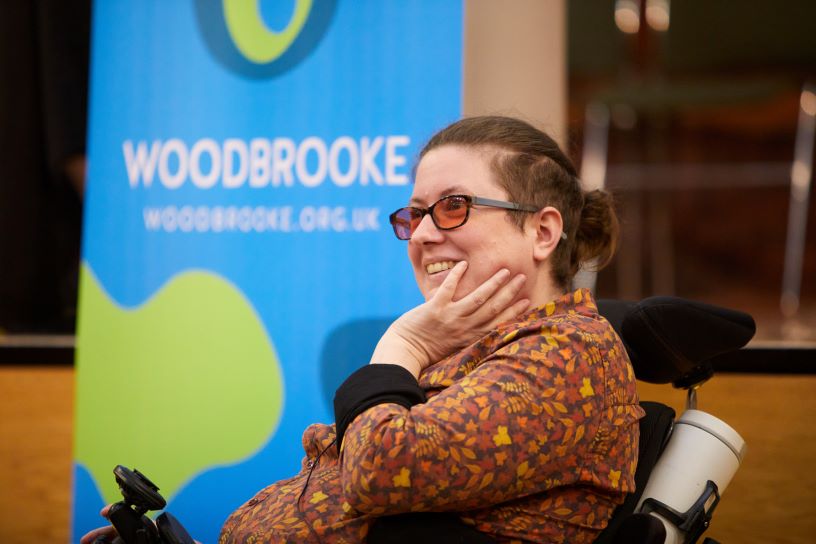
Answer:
[{"left": 333, "top": 364, "right": 426, "bottom": 450}]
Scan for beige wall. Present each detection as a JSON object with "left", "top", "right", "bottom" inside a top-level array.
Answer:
[{"left": 464, "top": 0, "right": 567, "bottom": 145}]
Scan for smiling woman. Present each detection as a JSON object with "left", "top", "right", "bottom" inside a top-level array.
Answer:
[{"left": 82, "top": 116, "right": 639, "bottom": 544}]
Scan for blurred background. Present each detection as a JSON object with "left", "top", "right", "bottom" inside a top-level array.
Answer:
[
  {"left": 569, "top": 0, "right": 816, "bottom": 343},
  {"left": 3, "top": 0, "right": 814, "bottom": 339},
  {"left": 1, "top": 1, "right": 814, "bottom": 542}
]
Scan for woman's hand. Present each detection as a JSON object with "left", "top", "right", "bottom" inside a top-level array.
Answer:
[
  {"left": 79, "top": 504, "right": 117, "bottom": 544},
  {"left": 370, "top": 261, "right": 529, "bottom": 378}
]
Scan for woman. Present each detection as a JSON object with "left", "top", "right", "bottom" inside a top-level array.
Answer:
[
  {"left": 84, "top": 116, "right": 643, "bottom": 544},
  {"left": 220, "top": 116, "right": 642, "bottom": 543}
]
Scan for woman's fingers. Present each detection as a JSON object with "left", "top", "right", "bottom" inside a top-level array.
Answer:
[
  {"left": 458, "top": 270, "right": 525, "bottom": 318},
  {"left": 384, "top": 263, "right": 529, "bottom": 371},
  {"left": 79, "top": 504, "right": 117, "bottom": 544},
  {"left": 79, "top": 525, "right": 117, "bottom": 544},
  {"left": 470, "top": 268, "right": 511, "bottom": 308},
  {"left": 432, "top": 260, "right": 468, "bottom": 302},
  {"left": 477, "top": 273, "right": 526, "bottom": 321},
  {"left": 452, "top": 267, "right": 510, "bottom": 313}
]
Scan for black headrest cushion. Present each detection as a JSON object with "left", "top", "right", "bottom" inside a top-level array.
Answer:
[{"left": 598, "top": 297, "right": 756, "bottom": 384}]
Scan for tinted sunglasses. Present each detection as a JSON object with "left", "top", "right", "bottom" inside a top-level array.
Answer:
[{"left": 389, "top": 194, "right": 540, "bottom": 240}]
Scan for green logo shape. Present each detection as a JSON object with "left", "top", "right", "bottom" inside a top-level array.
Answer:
[
  {"left": 74, "top": 265, "right": 284, "bottom": 504},
  {"left": 223, "top": 0, "right": 313, "bottom": 64}
]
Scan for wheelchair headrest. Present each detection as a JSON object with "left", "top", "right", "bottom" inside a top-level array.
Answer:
[{"left": 598, "top": 296, "right": 756, "bottom": 385}]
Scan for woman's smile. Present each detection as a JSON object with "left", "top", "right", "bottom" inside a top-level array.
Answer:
[{"left": 425, "top": 260, "right": 459, "bottom": 275}]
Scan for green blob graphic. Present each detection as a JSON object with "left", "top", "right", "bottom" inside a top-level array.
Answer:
[
  {"left": 74, "top": 265, "right": 284, "bottom": 504},
  {"left": 223, "top": 0, "right": 312, "bottom": 64}
]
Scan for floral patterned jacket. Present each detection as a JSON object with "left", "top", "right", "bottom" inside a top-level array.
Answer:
[{"left": 220, "top": 289, "right": 643, "bottom": 544}]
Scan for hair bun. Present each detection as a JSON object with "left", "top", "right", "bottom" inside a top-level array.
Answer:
[{"left": 571, "top": 189, "right": 619, "bottom": 275}]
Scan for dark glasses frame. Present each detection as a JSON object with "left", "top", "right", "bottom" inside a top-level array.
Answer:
[{"left": 389, "top": 194, "right": 542, "bottom": 240}]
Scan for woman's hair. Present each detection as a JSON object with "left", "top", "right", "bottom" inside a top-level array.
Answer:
[{"left": 418, "top": 115, "right": 618, "bottom": 289}]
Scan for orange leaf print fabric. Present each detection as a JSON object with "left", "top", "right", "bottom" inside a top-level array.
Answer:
[{"left": 220, "top": 289, "right": 643, "bottom": 544}]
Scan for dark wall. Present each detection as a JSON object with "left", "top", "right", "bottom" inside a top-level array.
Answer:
[{"left": 0, "top": 0, "right": 90, "bottom": 333}]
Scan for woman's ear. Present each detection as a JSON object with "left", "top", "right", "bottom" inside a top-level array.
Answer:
[{"left": 531, "top": 207, "right": 564, "bottom": 262}]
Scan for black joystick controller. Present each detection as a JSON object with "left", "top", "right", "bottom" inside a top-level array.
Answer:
[{"left": 93, "top": 465, "right": 195, "bottom": 544}]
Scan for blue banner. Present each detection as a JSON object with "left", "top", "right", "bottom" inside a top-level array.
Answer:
[{"left": 73, "top": 1, "right": 462, "bottom": 541}]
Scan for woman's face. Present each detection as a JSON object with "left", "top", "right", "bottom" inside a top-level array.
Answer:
[{"left": 408, "top": 145, "right": 539, "bottom": 301}]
